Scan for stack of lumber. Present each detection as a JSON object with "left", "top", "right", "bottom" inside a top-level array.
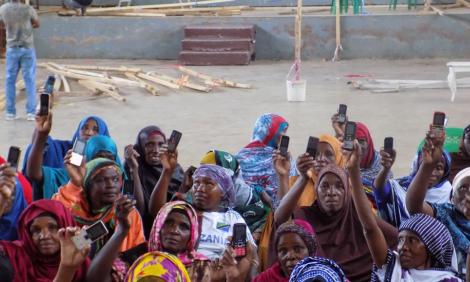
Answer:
[
  {"left": 81, "top": 0, "right": 252, "bottom": 17},
  {"left": 0, "top": 63, "right": 251, "bottom": 110}
]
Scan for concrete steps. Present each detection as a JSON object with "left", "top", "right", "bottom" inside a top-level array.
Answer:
[{"left": 179, "top": 25, "right": 255, "bottom": 66}]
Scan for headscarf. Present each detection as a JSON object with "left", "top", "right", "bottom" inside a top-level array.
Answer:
[
  {"left": 124, "top": 251, "right": 190, "bottom": 282},
  {"left": 289, "top": 257, "right": 348, "bottom": 282},
  {"left": 274, "top": 219, "right": 317, "bottom": 257},
  {"left": 0, "top": 158, "right": 28, "bottom": 240},
  {"left": 84, "top": 135, "right": 124, "bottom": 173},
  {"left": 433, "top": 168, "right": 470, "bottom": 259},
  {"left": 128, "top": 126, "right": 184, "bottom": 237},
  {"left": 401, "top": 149, "right": 453, "bottom": 204},
  {"left": 0, "top": 200, "right": 89, "bottom": 282},
  {"left": 21, "top": 115, "right": 110, "bottom": 171},
  {"left": 289, "top": 134, "right": 344, "bottom": 207},
  {"left": 399, "top": 213, "right": 454, "bottom": 268},
  {"left": 294, "top": 164, "right": 398, "bottom": 282},
  {"left": 192, "top": 164, "right": 235, "bottom": 210},
  {"left": 149, "top": 201, "right": 208, "bottom": 265},
  {"left": 356, "top": 122, "right": 375, "bottom": 169},
  {"left": 236, "top": 113, "right": 294, "bottom": 200},
  {"left": 1, "top": 156, "right": 32, "bottom": 204}
]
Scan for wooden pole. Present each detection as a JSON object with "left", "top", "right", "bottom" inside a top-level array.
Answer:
[
  {"left": 332, "top": 0, "right": 343, "bottom": 61},
  {"left": 294, "top": 0, "right": 302, "bottom": 63}
]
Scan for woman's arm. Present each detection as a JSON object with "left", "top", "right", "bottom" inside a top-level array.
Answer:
[
  {"left": 274, "top": 153, "right": 314, "bottom": 227},
  {"left": 406, "top": 136, "right": 440, "bottom": 217},
  {"left": 373, "top": 149, "right": 396, "bottom": 199},
  {"left": 346, "top": 140, "right": 389, "bottom": 267},
  {"left": 86, "top": 197, "right": 134, "bottom": 282},
  {"left": 26, "top": 113, "right": 53, "bottom": 182},
  {"left": 148, "top": 144, "right": 178, "bottom": 217},
  {"left": 273, "top": 150, "right": 291, "bottom": 201}
]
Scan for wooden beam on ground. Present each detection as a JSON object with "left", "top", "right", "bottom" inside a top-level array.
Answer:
[
  {"left": 177, "top": 66, "right": 251, "bottom": 88},
  {"left": 124, "top": 73, "right": 160, "bottom": 96},
  {"left": 65, "top": 68, "right": 140, "bottom": 87},
  {"left": 43, "top": 63, "right": 121, "bottom": 86},
  {"left": 78, "top": 80, "right": 126, "bottom": 102},
  {"left": 86, "top": 0, "right": 234, "bottom": 14},
  {"left": 60, "top": 75, "right": 71, "bottom": 93},
  {"left": 60, "top": 64, "right": 142, "bottom": 73},
  {"left": 136, "top": 72, "right": 180, "bottom": 90},
  {"left": 148, "top": 72, "right": 212, "bottom": 92}
]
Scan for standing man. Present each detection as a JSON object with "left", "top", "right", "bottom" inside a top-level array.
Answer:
[{"left": 0, "top": 0, "right": 39, "bottom": 121}]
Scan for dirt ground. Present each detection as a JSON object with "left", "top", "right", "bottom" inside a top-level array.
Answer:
[{"left": 1, "top": 58, "right": 469, "bottom": 177}]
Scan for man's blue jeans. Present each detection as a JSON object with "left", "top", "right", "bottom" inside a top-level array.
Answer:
[{"left": 5, "top": 47, "right": 37, "bottom": 115}]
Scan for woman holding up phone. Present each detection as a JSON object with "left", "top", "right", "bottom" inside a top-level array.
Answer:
[{"left": 346, "top": 139, "right": 463, "bottom": 281}]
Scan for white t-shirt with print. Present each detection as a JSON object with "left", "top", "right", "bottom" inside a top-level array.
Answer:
[{"left": 197, "top": 209, "right": 255, "bottom": 260}]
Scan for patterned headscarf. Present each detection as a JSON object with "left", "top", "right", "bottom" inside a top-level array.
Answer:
[
  {"left": 192, "top": 164, "right": 235, "bottom": 209},
  {"left": 248, "top": 113, "right": 289, "bottom": 149},
  {"left": 124, "top": 251, "right": 190, "bottom": 282},
  {"left": 148, "top": 201, "right": 207, "bottom": 265},
  {"left": 84, "top": 158, "right": 123, "bottom": 190},
  {"left": 399, "top": 213, "right": 454, "bottom": 268},
  {"left": 289, "top": 257, "right": 347, "bottom": 282},
  {"left": 452, "top": 167, "right": 470, "bottom": 199},
  {"left": 200, "top": 150, "right": 240, "bottom": 175},
  {"left": 275, "top": 219, "right": 317, "bottom": 257}
]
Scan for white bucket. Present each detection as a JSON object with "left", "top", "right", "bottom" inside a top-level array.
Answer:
[{"left": 286, "top": 79, "right": 306, "bottom": 102}]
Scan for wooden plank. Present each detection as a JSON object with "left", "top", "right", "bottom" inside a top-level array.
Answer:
[
  {"left": 60, "top": 64, "right": 142, "bottom": 73},
  {"left": 44, "top": 63, "right": 120, "bottom": 85},
  {"left": 137, "top": 72, "right": 180, "bottom": 89},
  {"left": 78, "top": 80, "right": 125, "bottom": 101},
  {"left": 177, "top": 66, "right": 251, "bottom": 89},
  {"left": 150, "top": 72, "right": 212, "bottom": 92},
  {"left": 60, "top": 75, "right": 71, "bottom": 93},
  {"left": 65, "top": 68, "right": 140, "bottom": 86},
  {"left": 124, "top": 72, "right": 160, "bottom": 96},
  {"left": 86, "top": 0, "right": 234, "bottom": 14}
]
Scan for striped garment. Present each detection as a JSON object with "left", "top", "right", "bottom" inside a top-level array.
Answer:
[{"left": 289, "top": 257, "right": 348, "bottom": 282}]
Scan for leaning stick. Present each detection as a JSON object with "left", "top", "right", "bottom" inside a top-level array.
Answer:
[{"left": 332, "top": 0, "right": 343, "bottom": 62}]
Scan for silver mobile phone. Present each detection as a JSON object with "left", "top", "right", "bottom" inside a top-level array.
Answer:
[{"left": 72, "top": 221, "right": 108, "bottom": 250}]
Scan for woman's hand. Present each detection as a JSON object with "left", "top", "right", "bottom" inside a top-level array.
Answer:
[
  {"left": 296, "top": 153, "right": 315, "bottom": 178},
  {"left": 64, "top": 150, "right": 86, "bottom": 187},
  {"left": 221, "top": 240, "right": 257, "bottom": 282},
  {"left": 422, "top": 133, "right": 443, "bottom": 166},
  {"left": 379, "top": 148, "right": 396, "bottom": 170},
  {"left": 35, "top": 112, "right": 53, "bottom": 135},
  {"left": 179, "top": 166, "right": 196, "bottom": 193},
  {"left": 58, "top": 227, "right": 90, "bottom": 269},
  {"left": 0, "top": 164, "right": 16, "bottom": 217},
  {"left": 115, "top": 196, "right": 135, "bottom": 233},
  {"left": 343, "top": 140, "right": 362, "bottom": 171},
  {"left": 124, "top": 145, "right": 140, "bottom": 172},
  {"left": 273, "top": 149, "right": 291, "bottom": 177},
  {"left": 331, "top": 113, "right": 347, "bottom": 141},
  {"left": 158, "top": 144, "right": 178, "bottom": 172}
]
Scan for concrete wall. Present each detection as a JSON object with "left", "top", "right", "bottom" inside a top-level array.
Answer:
[{"left": 34, "top": 13, "right": 470, "bottom": 60}]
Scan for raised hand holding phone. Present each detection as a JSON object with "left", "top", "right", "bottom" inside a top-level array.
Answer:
[
  {"left": 306, "top": 136, "right": 319, "bottom": 157},
  {"left": 167, "top": 130, "right": 182, "bottom": 153},
  {"left": 380, "top": 137, "right": 396, "bottom": 170},
  {"left": 70, "top": 139, "right": 87, "bottom": 167},
  {"left": 429, "top": 111, "right": 446, "bottom": 140},
  {"left": 342, "top": 121, "right": 357, "bottom": 151},
  {"left": 273, "top": 149, "right": 291, "bottom": 177},
  {"left": 71, "top": 221, "right": 108, "bottom": 250}
]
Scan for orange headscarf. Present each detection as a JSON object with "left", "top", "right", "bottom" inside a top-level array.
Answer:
[{"left": 289, "top": 134, "right": 344, "bottom": 207}]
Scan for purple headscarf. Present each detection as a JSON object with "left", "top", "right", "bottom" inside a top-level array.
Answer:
[{"left": 192, "top": 164, "right": 235, "bottom": 209}]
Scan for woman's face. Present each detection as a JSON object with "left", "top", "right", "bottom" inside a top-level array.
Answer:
[
  {"left": 80, "top": 119, "right": 99, "bottom": 141},
  {"left": 89, "top": 167, "right": 121, "bottom": 210},
  {"left": 397, "top": 230, "right": 430, "bottom": 270},
  {"left": 193, "top": 176, "right": 222, "bottom": 211},
  {"left": 357, "top": 138, "right": 368, "bottom": 163},
  {"left": 277, "top": 232, "right": 310, "bottom": 277},
  {"left": 317, "top": 173, "right": 345, "bottom": 216},
  {"left": 143, "top": 134, "right": 165, "bottom": 166},
  {"left": 160, "top": 210, "right": 191, "bottom": 254},
  {"left": 452, "top": 176, "right": 470, "bottom": 219},
  {"left": 427, "top": 158, "right": 445, "bottom": 189},
  {"left": 29, "top": 215, "right": 60, "bottom": 256},
  {"left": 313, "top": 142, "right": 336, "bottom": 174}
]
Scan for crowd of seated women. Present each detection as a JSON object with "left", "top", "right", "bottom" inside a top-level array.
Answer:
[{"left": 0, "top": 107, "right": 470, "bottom": 282}]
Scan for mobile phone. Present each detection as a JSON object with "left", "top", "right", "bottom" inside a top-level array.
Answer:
[
  {"left": 187, "top": 165, "right": 197, "bottom": 175},
  {"left": 122, "top": 180, "right": 135, "bottom": 200},
  {"left": 70, "top": 139, "right": 87, "bottom": 167},
  {"left": 72, "top": 221, "right": 109, "bottom": 250},
  {"left": 7, "top": 146, "right": 21, "bottom": 171},
  {"left": 342, "top": 122, "right": 357, "bottom": 151},
  {"left": 431, "top": 111, "right": 446, "bottom": 139},
  {"left": 306, "top": 136, "right": 319, "bottom": 157},
  {"left": 39, "top": 93, "right": 50, "bottom": 116},
  {"left": 337, "top": 104, "right": 347, "bottom": 124},
  {"left": 167, "top": 130, "right": 182, "bottom": 153},
  {"left": 231, "top": 223, "right": 247, "bottom": 258},
  {"left": 384, "top": 137, "right": 394, "bottom": 155},
  {"left": 44, "top": 75, "right": 56, "bottom": 95},
  {"left": 279, "top": 135, "right": 290, "bottom": 157}
]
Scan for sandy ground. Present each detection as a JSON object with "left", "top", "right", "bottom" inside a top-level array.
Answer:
[{"left": 1, "top": 58, "right": 469, "bottom": 177}]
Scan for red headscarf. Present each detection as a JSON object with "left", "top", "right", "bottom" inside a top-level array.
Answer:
[
  {"left": 0, "top": 156, "right": 32, "bottom": 204},
  {"left": 0, "top": 200, "right": 89, "bottom": 282},
  {"left": 356, "top": 122, "right": 375, "bottom": 169}
]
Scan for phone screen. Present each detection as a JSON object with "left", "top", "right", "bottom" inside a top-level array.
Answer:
[
  {"left": 39, "top": 94, "right": 49, "bottom": 116},
  {"left": 384, "top": 137, "right": 393, "bottom": 152},
  {"left": 306, "top": 136, "right": 319, "bottom": 156},
  {"left": 7, "top": 146, "right": 21, "bottom": 170},
  {"left": 433, "top": 112, "right": 446, "bottom": 127},
  {"left": 232, "top": 223, "right": 247, "bottom": 257},
  {"left": 73, "top": 139, "right": 86, "bottom": 155},
  {"left": 86, "top": 221, "right": 108, "bottom": 241},
  {"left": 345, "top": 122, "right": 356, "bottom": 138},
  {"left": 279, "top": 135, "right": 290, "bottom": 157},
  {"left": 44, "top": 75, "right": 56, "bottom": 95},
  {"left": 339, "top": 104, "right": 347, "bottom": 114},
  {"left": 168, "top": 130, "right": 182, "bottom": 152}
]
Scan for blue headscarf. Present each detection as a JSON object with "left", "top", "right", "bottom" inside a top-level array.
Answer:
[
  {"left": 84, "top": 135, "right": 125, "bottom": 177},
  {"left": 21, "top": 116, "right": 110, "bottom": 172},
  {"left": 0, "top": 179, "right": 28, "bottom": 240},
  {"left": 289, "top": 257, "right": 347, "bottom": 282}
]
